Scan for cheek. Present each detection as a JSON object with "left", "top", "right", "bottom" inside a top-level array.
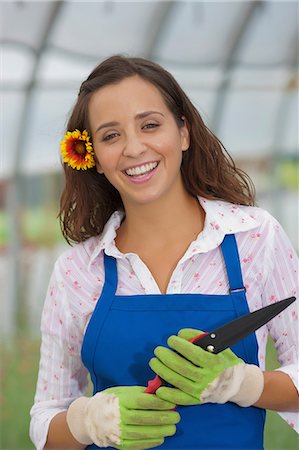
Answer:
[
  {"left": 154, "top": 138, "right": 184, "bottom": 164},
  {"left": 152, "top": 128, "right": 183, "bottom": 151},
  {"left": 94, "top": 146, "right": 109, "bottom": 165},
  {"left": 95, "top": 160, "right": 103, "bottom": 174},
  {"left": 151, "top": 136, "right": 176, "bottom": 154},
  {"left": 94, "top": 147, "right": 121, "bottom": 174},
  {"left": 94, "top": 149, "right": 108, "bottom": 174}
]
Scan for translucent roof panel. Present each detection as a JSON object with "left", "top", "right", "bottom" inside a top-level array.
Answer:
[
  {"left": 219, "top": 66, "right": 297, "bottom": 156},
  {"left": 235, "top": 2, "right": 298, "bottom": 65},
  {"left": 1, "top": 1, "right": 55, "bottom": 50},
  {"left": 48, "top": 1, "right": 163, "bottom": 58},
  {"left": 278, "top": 90, "right": 298, "bottom": 155},
  {"left": 1, "top": 91, "right": 26, "bottom": 178},
  {"left": 218, "top": 88, "right": 284, "bottom": 156},
  {"left": 36, "top": 49, "right": 95, "bottom": 84},
  {"left": 2, "top": 46, "right": 35, "bottom": 85},
  {"left": 154, "top": 1, "right": 247, "bottom": 64},
  {"left": 20, "top": 89, "right": 77, "bottom": 175}
]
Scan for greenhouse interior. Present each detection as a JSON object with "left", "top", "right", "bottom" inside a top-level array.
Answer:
[{"left": 1, "top": 1, "right": 298, "bottom": 449}]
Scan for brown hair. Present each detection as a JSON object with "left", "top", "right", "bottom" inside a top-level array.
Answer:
[{"left": 59, "top": 55, "right": 256, "bottom": 244}]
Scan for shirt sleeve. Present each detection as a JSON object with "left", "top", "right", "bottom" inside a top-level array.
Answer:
[
  {"left": 262, "top": 212, "right": 299, "bottom": 432},
  {"left": 29, "top": 258, "right": 90, "bottom": 450}
]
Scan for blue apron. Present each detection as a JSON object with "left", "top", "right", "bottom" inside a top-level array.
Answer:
[{"left": 81, "top": 234, "right": 265, "bottom": 449}]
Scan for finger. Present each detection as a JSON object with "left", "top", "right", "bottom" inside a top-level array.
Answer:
[
  {"left": 167, "top": 335, "right": 217, "bottom": 368},
  {"left": 154, "top": 346, "right": 201, "bottom": 382},
  {"left": 105, "top": 386, "right": 177, "bottom": 410},
  {"left": 178, "top": 328, "right": 205, "bottom": 341},
  {"left": 156, "top": 387, "right": 199, "bottom": 406},
  {"left": 121, "top": 408, "right": 180, "bottom": 426},
  {"left": 127, "top": 393, "right": 177, "bottom": 410},
  {"left": 116, "top": 438, "right": 164, "bottom": 450},
  {"left": 121, "top": 424, "right": 177, "bottom": 440},
  {"left": 220, "top": 348, "right": 243, "bottom": 366},
  {"left": 105, "top": 386, "right": 145, "bottom": 396},
  {"left": 149, "top": 357, "right": 196, "bottom": 395}
]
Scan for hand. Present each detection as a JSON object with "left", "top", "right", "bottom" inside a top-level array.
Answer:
[
  {"left": 149, "top": 328, "right": 264, "bottom": 407},
  {"left": 66, "top": 385, "right": 180, "bottom": 450}
]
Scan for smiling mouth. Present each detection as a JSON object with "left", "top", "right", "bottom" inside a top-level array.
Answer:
[{"left": 123, "top": 161, "right": 159, "bottom": 177}]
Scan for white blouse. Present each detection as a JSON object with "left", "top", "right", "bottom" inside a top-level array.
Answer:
[{"left": 30, "top": 197, "right": 299, "bottom": 449}]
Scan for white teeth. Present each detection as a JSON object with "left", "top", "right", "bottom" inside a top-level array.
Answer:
[{"left": 125, "top": 161, "right": 158, "bottom": 176}]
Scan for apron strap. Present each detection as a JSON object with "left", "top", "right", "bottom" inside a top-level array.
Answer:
[
  {"left": 80, "top": 252, "right": 118, "bottom": 385},
  {"left": 221, "top": 234, "right": 246, "bottom": 294},
  {"left": 103, "top": 252, "right": 118, "bottom": 296},
  {"left": 221, "top": 234, "right": 258, "bottom": 365}
]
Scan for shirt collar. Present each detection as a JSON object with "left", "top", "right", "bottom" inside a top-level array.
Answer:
[
  {"left": 89, "top": 196, "right": 260, "bottom": 263},
  {"left": 89, "top": 210, "right": 125, "bottom": 263},
  {"left": 190, "top": 196, "right": 259, "bottom": 256}
]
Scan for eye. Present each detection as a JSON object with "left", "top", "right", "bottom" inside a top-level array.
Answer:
[
  {"left": 102, "top": 132, "right": 119, "bottom": 142},
  {"left": 143, "top": 123, "right": 160, "bottom": 129}
]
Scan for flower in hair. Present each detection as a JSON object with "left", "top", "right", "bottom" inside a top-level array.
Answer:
[{"left": 60, "top": 129, "right": 95, "bottom": 170}]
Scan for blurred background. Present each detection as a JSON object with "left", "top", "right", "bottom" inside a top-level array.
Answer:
[{"left": 0, "top": 1, "right": 298, "bottom": 449}]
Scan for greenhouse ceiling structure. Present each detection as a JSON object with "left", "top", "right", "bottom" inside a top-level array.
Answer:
[{"left": 1, "top": 0, "right": 298, "bottom": 180}]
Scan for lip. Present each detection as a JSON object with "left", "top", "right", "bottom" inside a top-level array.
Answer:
[{"left": 123, "top": 161, "right": 160, "bottom": 184}]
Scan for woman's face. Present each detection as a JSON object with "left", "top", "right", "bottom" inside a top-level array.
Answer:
[{"left": 88, "top": 75, "right": 190, "bottom": 209}]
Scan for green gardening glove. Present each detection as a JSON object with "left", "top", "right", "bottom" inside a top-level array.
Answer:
[
  {"left": 149, "top": 328, "right": 250, "bottom": 406},
  {"left": 66, "top": 385, "right": 180, "bottom": 450}
]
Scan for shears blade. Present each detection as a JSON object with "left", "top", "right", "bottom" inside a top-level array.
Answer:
[{"left": 191, "top": 296, "right": 296, "bottom": 353}]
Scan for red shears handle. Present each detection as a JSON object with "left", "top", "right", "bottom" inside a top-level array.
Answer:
[{"left": 145, "top": 332, "right": 208, "bottom": 394}]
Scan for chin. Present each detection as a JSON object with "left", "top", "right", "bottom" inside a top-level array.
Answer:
[{"left": 123, "top": 192, "right": 163, "bottom": 207}]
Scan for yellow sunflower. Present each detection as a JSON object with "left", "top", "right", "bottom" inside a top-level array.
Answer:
[{"left": 60, "top": 129, "right": 95, "bottom": 170}]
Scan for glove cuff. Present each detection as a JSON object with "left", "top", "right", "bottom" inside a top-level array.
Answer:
[
  {"left": 230, "top": 364, "right": 264, "bottom": 407},
  {"left": 66, "top": 392, "right": 121, "bottom": 447},
  {"left": 200, "top": 363, "right": 246, "bottom": 404},
  {"left": 66, "top": 396, "right": 93, "bottom": 445}
]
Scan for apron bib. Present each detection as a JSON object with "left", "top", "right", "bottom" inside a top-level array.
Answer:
[{"left": 81, "top": 234, "right": 265, "bottom": 449}]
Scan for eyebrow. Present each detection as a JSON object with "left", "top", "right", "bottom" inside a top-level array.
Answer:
[{"left": 95, "top": 110, "right": 165, "bottom": 134}]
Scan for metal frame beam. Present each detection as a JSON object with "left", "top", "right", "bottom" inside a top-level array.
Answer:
[
  {"left": 269, "top": 30, "right": 299, "bottom": 220},
  {"left": 210, "top": 1, "right": 264, "bottom": 132},
  {"left": 143, "top": 1, "right": 178, "bottom": 60},
  {"left": 7, "top": 0, "right": 64, "bottom": 337}
]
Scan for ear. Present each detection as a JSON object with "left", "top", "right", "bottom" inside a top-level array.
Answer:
[{"left": 180, "top": 116, "right": 190, "bottom": 152}]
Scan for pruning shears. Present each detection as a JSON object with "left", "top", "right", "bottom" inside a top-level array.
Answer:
[{"left": 145, "top": 296, "right": 296, "bottom": 394}]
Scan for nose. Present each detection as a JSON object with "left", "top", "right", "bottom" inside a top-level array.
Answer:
[{"left": 122, "top": 130, "right": 147, "bottom": 158}]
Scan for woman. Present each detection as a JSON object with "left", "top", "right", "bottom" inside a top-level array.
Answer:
[{"left": 30, "top": 55, "right": 298, "bottom": 450}]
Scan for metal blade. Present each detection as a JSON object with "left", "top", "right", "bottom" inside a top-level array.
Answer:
[{"left": 193, "top": 296, "right": 296, "bottom": 353}]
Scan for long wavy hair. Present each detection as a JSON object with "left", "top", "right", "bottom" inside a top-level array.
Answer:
[{"left": 59, "top": 55, "right": 256, "bottom": 244}]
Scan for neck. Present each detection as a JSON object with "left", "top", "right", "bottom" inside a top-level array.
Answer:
[{"left": 117, "top": 188, "right": 205, "bottom": 248}]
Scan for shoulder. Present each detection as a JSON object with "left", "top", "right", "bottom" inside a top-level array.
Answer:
[
  {"left": 236, "top": 203, "right": 279, "bottom": 227},
  {"left": 231, "top": 205, "right": 297, "bottom": 271},
  {"left": 51, "top": 236, "right": 106, "bottom": 309},
  {"left": 54, "top": 235, "right": 104, "bottom": 275},
  {"left": 235, "top": 204, "right": 287, "bottom": 239},
  {"left": 201, "top": 196, "right": 281, "bottom": 238},
  {"left": 50, "top": 211, "right": 124, "bottom": 308}
]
